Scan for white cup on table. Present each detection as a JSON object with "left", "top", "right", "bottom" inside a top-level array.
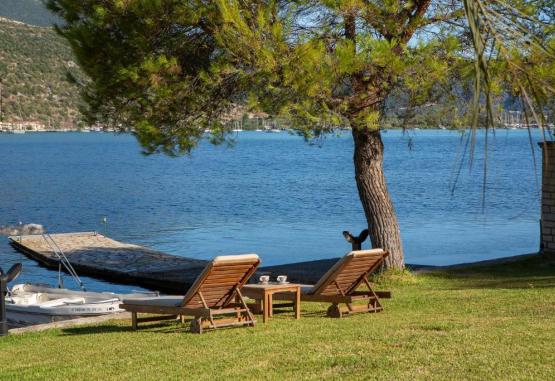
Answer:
[{"left": 276, "top": 275, "right": 288, "bottom": 284}]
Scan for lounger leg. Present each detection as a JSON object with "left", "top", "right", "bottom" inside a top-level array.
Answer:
[
  {"left": 363, "top": 277, "right": 384, "bottom": 313},
  {"left": 326, "top": 303, "right": 342, "bottom": 318},
  {"left": 190, "top": 317, "right": 204, "bottom": 334},
  {"left": 131, "top": 312, "right": 138, "bottom": 330},
  {"left": 294, "top": 289, "right": 301, "bottom": 319},
  {"left": 241, "top": 290, "right": 257, "bottom": 327},
  {"left": 368, "top": 297, "right": 383, "bottom": 313},
  {"left": 268, "top": 294, "right": 274, "bottom": 317}
]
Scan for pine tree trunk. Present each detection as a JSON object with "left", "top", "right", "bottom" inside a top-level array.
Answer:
[{"left": 352, "top": 127, "right": 405, "bottom": 269}]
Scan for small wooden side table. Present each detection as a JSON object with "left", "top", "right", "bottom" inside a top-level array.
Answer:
[{"left": 242, "top": 283, "right": 301, "bottom": 323}]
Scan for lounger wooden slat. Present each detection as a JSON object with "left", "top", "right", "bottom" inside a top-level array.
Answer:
[
  {"left": 120, "top": 254, "right": 260, "bottom": 333},
  {"left": 335, "top": 273, "right": 366, "bottom": 283},
  {"left": 342, "top": 260, "right": 379, "bottom": 267},
  {"left": 198, "top": 285, "right": 246, "bottom": 294},
  {"left": 202, "top": 276, "right": 253, "bottom": 284},
  {"left": 273, "top": 249, "right": 390, "bottom": 318},
  {"left": 337, "top": 259, "right": 382, "bottom": 271}
]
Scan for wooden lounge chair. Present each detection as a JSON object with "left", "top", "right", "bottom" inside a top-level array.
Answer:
[
  {"left": 120, "top": 254, "right": 260, "bottom": 333},
  {"left": 273, "top": 249, "right": 391, "bottom": 318}
]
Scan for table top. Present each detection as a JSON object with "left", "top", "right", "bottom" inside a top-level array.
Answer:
[{"left": 243, "top": 282, "right": 300, "bottom": 291}]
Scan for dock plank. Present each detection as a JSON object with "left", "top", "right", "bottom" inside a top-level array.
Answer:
[{"left": 9, "top": 232, "right": 208, "bottom": 293}]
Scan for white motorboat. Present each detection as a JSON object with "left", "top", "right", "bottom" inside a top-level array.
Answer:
[
  {"left": 2, "top": 254, "right": 160, "bottom": 327},
  {"left": 6, "top": 283, "right": 159, "bottom": 326},
  {"left": 2, "top": 235, "right": 164, "bottom": 327}
]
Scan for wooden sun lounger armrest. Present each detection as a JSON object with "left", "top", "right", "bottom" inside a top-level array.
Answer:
[
  {"left": 211, "top": 307, "right": 251, "bottom": 314},
  {"left": 120, "top": 303, "right": 212, "bottom": 318},
  {"left": 300, "top": 294, "right": 367, "bottom": 303},
  {"left": 338, "top": 290, "right": 391, "bottom": 299},
  {"left": 271, "top": 290, "right": 391, "bottom": 302},
  {"left": 121, "top": 303, "right": 252, "bottom": 317},
  {"left": 345, "top": 290, "right": 392, "bottom": 298},
  {"left": 221, "top": 302, "right": 248, "bottom": 309},
  {"left": 350, "top": 290, "right": 392, "bottom": 299},
  {"left": 374, "top": 291, "right": 391, "bottom": 299}
]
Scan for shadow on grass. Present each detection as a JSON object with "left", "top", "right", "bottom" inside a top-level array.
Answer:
[
  {"left": 270, "top": 308, "right": 328, "bottom": 318},
  {"left": 60, "top": 320, "right": 195, "bottom": 336},
  {"left": 423, "top": 254, "right": 555, "bottom": 290},
  {"left": 60, "top": 324, "right": 133, "bottom": 336},
  {"left": 59, "top": 309, "right": 330, "bottom": 336}
]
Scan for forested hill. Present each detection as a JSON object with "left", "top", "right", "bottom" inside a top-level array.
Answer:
[
  {"left": 0, "top": 17, "right": 86, "bottom": 127},
  {"left": 0, "top": 0, "right": 61, "bottom": 27}
]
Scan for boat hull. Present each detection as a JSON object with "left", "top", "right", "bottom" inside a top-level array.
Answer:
[
  {"left": 7, "top": 303, "right": 120, "bottom": 326},
  {"left": 5, "top": 283, "right": 158, "bottom": 327}
]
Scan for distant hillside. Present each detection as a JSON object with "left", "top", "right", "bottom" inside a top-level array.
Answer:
[
  {"left": 0, "top": 0, "right": 61, "bottom": 27},
  {"left": 0, "top": 17, "right": 86, "bottom": 127}
]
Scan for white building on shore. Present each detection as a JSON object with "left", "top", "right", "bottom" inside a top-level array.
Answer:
[{"left": 0, "top": 120, "right": 46, "bottom": 132}]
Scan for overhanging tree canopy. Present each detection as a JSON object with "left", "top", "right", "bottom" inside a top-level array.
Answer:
[{"left": 47, "top": 0, "right": 554, "bottom": 268}]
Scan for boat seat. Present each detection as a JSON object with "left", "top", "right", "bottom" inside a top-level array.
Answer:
[
  {"left": 9, "top": 292, "right": 49, "bottom": 305},
  {"left": 39, "top": 297, "right": 86, "bottom": 307}
]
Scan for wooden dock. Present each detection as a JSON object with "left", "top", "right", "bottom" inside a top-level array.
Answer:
[
  {"left": 8, "top": 231, "right": 362, "bottom": 293},
  {"left": 9, "top": 232, "right": 209, "bottom": 293}
]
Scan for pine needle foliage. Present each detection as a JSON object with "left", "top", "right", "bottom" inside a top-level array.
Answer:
[{"left": 47, "top": 1, "right": 553, "bottom": 151}]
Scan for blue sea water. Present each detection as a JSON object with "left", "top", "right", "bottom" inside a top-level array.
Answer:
[{"left": 0, "top": 129, "right": 542, "bottom": 292}]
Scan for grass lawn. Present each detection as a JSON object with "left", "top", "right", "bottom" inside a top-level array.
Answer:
[{"left": 1, "top": 254, "right": 555, "bottom": 380}]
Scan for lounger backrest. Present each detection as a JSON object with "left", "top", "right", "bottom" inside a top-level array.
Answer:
[
  {"left": 181, "top": 254, "right": 260, "bottom": 308},
  {"left": 309, "top": 249, "right": 387, "bottom": 296}
]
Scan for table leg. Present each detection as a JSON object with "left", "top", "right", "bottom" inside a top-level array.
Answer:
[
  {"left": 268, "top": 293, "right": 273, "bottom": 317},
  {"left": 294, "top": 289, "right": 301, "bottom": 319},
  {"left": 263, "top": 293, "right": 269, "bottom": 323},
  {"left": 131, "top": 312, "right": 138, "bottom": 330}
]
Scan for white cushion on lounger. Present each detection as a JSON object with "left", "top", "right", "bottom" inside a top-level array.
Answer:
[
  {"left": 122, "top": 296, "right": 184, "bottom": 307},
  {"left": 213, "top": 253, "right": 259, "bottom": 263}
]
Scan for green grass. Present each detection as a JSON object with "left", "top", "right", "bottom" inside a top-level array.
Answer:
[{"left": 2, "top": 255, "right": 555, "bottom": 380}]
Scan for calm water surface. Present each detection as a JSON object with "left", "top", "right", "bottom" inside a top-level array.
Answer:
[{"left": 0, "top": 130, "right": 541, "bottom": 292}]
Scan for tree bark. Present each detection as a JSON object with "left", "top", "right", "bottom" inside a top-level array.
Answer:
[{"left": 352, "top": 127, "right": 404, "bottom": 269}]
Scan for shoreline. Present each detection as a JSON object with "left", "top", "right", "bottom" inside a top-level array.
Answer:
[
  {"left": 258, "top": 252, "right": 547, "bottom": 283},
  {"left": 413, "top": 252, "right": 540, "bottom": 270},
  {"left": 260, "top": 252, "right": 541, "bottom": 283},
  {"left": 0, "top": 127, "right": 546, "bottom": 134},
  {"left": 7, "top": 232, "right": 542, "bottom": 292}
]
